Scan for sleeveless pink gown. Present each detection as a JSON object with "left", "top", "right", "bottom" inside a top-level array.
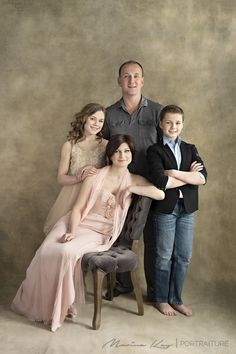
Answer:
[{"left": 12, "top": 167, "right": 132, "bottom": 332}]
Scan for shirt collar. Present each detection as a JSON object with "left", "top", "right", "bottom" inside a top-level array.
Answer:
[
  {"left": 163, "top": 135, "right": 181, "bottom": 147},
  {"left": 118, "top": 95, "right": 148, "bottom": 110}
]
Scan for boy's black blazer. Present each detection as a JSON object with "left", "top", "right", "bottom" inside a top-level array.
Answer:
[{"left": 147, "top": 140, "right": 207, "bottom": 214}]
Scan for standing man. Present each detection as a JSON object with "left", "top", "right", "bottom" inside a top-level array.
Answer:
[{"left": 103, "top": 60, "right": 162, "bottom": 298}]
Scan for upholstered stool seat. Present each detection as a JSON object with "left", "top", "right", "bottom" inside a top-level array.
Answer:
[{"left": 82, "top": 246, "right": 137, "bottom": 274}]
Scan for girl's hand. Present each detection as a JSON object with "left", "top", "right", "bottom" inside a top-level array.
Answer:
[
  {"left": 76, "top": 166, "right": 98, "bottom": 182},
  {"left": 60, "top": 233, "right": 75, "bottom": 243},
  {"left": 190, "top": 161, "right": 203, "bottom": 172}
]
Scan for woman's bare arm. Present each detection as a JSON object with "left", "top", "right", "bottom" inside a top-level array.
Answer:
[
  {"left": 129, "top": 175, "right": 165, "bottom": 200},
  {"left": 60, "top": 175, "right": 96, "bottom": 242}
]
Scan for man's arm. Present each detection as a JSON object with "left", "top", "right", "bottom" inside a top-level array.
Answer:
[
  {"left": 155, "top": 103, "right": 163, "bottom": 143},
  {"left": 102, "top": 116, "right": 111, "bottom": 140}
]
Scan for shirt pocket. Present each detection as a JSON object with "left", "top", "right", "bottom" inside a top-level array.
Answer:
[
  {"left": 110, "top": 119, "right": 127, "bottom": 127},
  {"left": 138, "top": 117, "right": 155, "bottom": 126}
]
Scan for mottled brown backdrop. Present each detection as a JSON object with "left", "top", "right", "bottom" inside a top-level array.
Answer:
[{"left": 0, "top": 0, "right": 235, "bottom": 296}]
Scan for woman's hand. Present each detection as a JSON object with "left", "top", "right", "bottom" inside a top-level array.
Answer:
[
  {"left": 60, "top": 233, "right": 75, "bottom": 243},
  {"left": 76, "top": 166, "right": 98, "bottom": 182}
]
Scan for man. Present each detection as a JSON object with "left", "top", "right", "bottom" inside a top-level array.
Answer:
[{"left": 102, "top": 60, "right": 162, "bottom": 298}]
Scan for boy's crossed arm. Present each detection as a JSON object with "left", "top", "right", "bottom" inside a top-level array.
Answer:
[{"left": 165, "top": 161, "right": 205, "bottom": 188}]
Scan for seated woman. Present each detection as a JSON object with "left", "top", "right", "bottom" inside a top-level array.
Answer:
[{"left": 11, "top": 134, "right": 165, "bottom": 332}]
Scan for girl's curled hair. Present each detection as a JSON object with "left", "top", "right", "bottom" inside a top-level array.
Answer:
[{"left": 67, "top": 103, "right": 105, "bottom": 143}]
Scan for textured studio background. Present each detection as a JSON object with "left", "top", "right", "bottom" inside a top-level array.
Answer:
[{"left": 0, "top": 0, "right": 235, "bottom": 296}]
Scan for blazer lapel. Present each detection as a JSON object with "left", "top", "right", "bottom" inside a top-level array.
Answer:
[
  {"left": 163, "top": 144, "right": 178, "bottom": 169},
  {"left": 180, "top": 141, "right": 187, "bottom": 170}
]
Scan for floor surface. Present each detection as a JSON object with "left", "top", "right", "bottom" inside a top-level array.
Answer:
[{"left": 0, "top": 270, "right": 235, "bottom": 354}]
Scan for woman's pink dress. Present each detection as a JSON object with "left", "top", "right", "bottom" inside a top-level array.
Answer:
[{"left": 12, "top": 167, "right": 132, "bottom": 332}]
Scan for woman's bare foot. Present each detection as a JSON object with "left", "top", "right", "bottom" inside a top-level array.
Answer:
[
  {"left": 171, "top": 304, "right": 193, "bottom": 316},
  {"left": 66, "top": 305, "right": 77, "bottom": 319},
  {"left": 154, "top": 302, "right": 177, "bottom": 316}
]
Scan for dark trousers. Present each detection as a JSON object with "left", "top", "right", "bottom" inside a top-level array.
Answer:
[
  {"left": 115, "top": 238, "right": 133, "bottom": 292},
  {"left": 143, "top": 211, "right": 157, "bottom": 301}
]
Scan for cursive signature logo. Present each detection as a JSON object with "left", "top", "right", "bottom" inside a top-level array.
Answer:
[
  {"left": 150, "top": 339, "right": 174, "bottom": 349},
  {"left": 102, "top": 338, "right": 175, "bottom": 349}
]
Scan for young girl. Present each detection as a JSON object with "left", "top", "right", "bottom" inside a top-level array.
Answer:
[
  {"left": 12, "top": 134, "right": 165, "bottom": 332},
  {"left": 44, "top": 103, "right": 107, "bottom": 235}
]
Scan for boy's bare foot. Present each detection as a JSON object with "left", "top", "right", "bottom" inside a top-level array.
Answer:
[
  {"left": 154, "top": 302, "right": 177, "bottom": 316},
  {"left": 171, "top": 304, "right": 193, "bottom": 316}
]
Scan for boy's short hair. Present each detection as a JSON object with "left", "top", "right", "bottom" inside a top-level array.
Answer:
[
  {"left": 160, "top": 105, "right": 184, "bottom": 122},
  {"left": 118, "top": 60, "right": 144, "bottom": 77}
]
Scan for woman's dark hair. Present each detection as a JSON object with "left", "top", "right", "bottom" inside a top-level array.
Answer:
[
  {"left": 67, "top": 103, "right": 105, "bottom": 143},
  {"left": 159, "top": 104, "right": 184, "bottom": 122},
  {"left": 106, "top": 134, "right": 136, "bottom": 165}
]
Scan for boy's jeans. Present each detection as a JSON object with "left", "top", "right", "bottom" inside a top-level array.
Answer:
[{"left": 144, "top": 200, "right": 195, "bottom": 304}]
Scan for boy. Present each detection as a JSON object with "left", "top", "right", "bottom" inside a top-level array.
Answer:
[{"left": 145, "top": 105, "right": 207, "bottom": 316}]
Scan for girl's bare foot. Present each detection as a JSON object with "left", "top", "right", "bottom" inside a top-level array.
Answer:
[
  {"left": 154, "top": 302, "right": 177, "bottom": 316},
  {"left": 171, "top": 303, "right": 193, "bottom": 316}
]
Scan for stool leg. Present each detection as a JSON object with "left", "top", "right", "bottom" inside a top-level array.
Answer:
[
  {"left": 83, "top": 270, "right": 87, "bottom": 295},
  {"left": 106, "top": 272, "right": 116, "bottom": 301},
  {"left": 131, "top": 267, "right": 144, "bottom": 316},
  {"left": 92, "top": 269, "right": 105, "bottom": 329}
]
